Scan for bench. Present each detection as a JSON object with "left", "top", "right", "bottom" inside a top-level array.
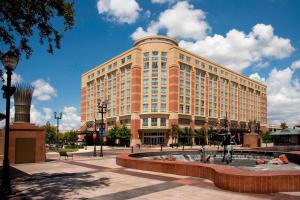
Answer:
[{"left": 59, "top": 151, "right": 73, "bottom": 160}]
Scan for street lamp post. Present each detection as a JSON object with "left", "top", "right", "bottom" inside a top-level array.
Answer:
[
  {"left": 93, "top": 118, "right": 97, "bottom": 157},
  {"left": 1, "top": 51, "right": 19, "bottom": 195},
  {"left": 98, "top": 100, "right": 107, "bottom": 157},
  {"left": 54, "top": 112, "right": 62, "bottom": 147}
]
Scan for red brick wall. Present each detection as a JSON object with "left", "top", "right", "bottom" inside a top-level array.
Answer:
[
  {"left": 117, "top": 152, "right": 300, "bottom": 193},
  {"left": 131, "top": 65, "right": 141, "bottom": 113},
  {"left": 81, "top": 86, "right": 87, "bottom": 122},
  {"left": 191, "top": 70, "right": 195, "bottom": 115},
  {"left": 168, "top": 65, "right": 179, "bottom": 113},
  {"left": 131, "top": 119, "right": 140, "bottom": 141},
  {"left": 3, "top": 123, "right": 46, "bottom": 164}
]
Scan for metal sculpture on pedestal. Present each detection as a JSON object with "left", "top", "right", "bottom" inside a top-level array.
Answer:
[
  {"left": 14, "top": 84, "right": 34, "bottom": 123},
  {"left": 221, "top": 112, "right": 235, "bottom": 164}
]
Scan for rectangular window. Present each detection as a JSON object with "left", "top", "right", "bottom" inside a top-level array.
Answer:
[
  {"left": 121, "top": 58, "right": 125, "bottom": 64},
  {"left": 161, "top": 103, "right": 166, "bottom": 112},
  {"left": 151, "top": 118, "right": 157, "bottom": 126},
  {"left": 151, "top": 103, "right": 158, "bottom": 112},
  {"left": 161, "top": 95, "right": 167, "bottom": 102},
  {"left": 161, "top": 52, "right": 167, "bottom": 61},
  {"left": 152, "top": 62, "right": 158, "bottom": 69},
  {"left": 186, "top": 105, "right": 190, "bottom": 113},
  {"left": 209, "top": 65, "right": 213, "bottom": 71},
  {"left": 143, "top": 104, "right": 148, "bottom": 112},
  {"left": 127, "top": 55, "right": 132, "bottom": 62},
  {"left": 160, "top": 118, "right": 166, "bottom": 126},
  {"left": 152, "top": 51, "right": 158, "bottom": 56},
  {"left": 179, "top": 104, "right": 184, "bottom": 113},
  {"left": 143, "top": 118, "right": 148, "bottom": 126},
  {"left": 186, "top": 56, "right": 191, "bottom": 62},
  {"left": 179, "top": 53, "right": 184, "bottom": 60}
]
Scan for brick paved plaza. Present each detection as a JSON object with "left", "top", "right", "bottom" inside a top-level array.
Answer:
[{"left": 7, "top": 146, "right": 300, "bottom": 200}]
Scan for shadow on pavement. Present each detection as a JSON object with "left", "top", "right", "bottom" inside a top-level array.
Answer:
[
  {"left": 11, "top": 171, "right": 110, "bottom": 199},
  {"left": 0, "top": 166, "right": 31, "bottom": 180}
]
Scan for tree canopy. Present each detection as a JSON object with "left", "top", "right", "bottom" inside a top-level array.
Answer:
[
  {"left": 0, "top": 0, "right": 75, "bottom": 58},
  {"left": 45, "top": 121, "right": 56, "bottom": 144},
  {"left": 280, "top": 122, "right": 288, "bottom": 129}
]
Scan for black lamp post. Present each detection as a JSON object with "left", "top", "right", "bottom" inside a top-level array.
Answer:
[
  {"left": 98, "top": 100, "right": 107, "bottom": 157},
  {"left": 93, "top": 118, "right": 97, "bottom": 157},
  {"left": 1, "top": 50, "right": 19, "bottom": 195},
  {"left": 54, "top": 112, "right": 62, "bottom": 147}
]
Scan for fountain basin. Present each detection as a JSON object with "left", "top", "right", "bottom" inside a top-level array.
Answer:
[{"left": 116, "top": 150, "right": 300, "bottom": 193}]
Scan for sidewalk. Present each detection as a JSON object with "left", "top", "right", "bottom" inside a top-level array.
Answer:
[{"left": 7, "top": 148, "right": 300, "bottom": 200}]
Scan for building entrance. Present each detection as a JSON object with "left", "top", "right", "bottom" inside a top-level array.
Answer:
[{"left": 143, "top": 132, "right": 165, "bottom": 145}]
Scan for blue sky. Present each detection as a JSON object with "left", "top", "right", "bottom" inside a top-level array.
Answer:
[{"left": 1, "top": 0, "right": 300, "bottom": 129}]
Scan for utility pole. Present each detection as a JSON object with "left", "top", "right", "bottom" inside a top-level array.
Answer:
[{"left": 54, "top": 112, "right": 62, "bottom": 147}]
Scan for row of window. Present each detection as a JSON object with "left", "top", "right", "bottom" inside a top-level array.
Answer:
[
  {"left": 178, "top": 53, "right": 265, "bottom": 91},
  {"left": 142, "top": 118, "right": 167, "bottom": 127}
]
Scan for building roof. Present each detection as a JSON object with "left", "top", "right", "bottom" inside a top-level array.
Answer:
[{"left": 270, "top": 128, "right": 300, "bottom": 136}]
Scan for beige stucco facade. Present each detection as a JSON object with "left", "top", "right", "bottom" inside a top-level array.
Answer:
[{"left": 81, "top": 36, "right": 268, "bottom": 146}]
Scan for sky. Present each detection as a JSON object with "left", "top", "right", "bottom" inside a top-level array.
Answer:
[{"left": 1, "top": 0, "right": 300, "bottom": 130}]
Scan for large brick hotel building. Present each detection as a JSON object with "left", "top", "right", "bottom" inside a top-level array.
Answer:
[{"left": 81, "top": 36, "right": 267, "bottom": 145}]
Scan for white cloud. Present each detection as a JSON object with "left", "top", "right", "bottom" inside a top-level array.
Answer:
[
  {"left": 291, "top": 60, "right": 300, "bottom": 70},
  {"left": 131, "top": 2, "right": 294, "bottom": 72},
  {"left": 32, "top": 79, "right": 57, "bottom": 101},
  {"left": 131, "top": 1, "right": 210, "bottom": 40},
  {"left": 30, "top": 105, "right": 53, "bottom": 125},
  {"left": 60, "top": 106, "right": 81, "bottom": 131},
  {"left": 255, "top": 61, "right": 269, "bottom": 69},
  {"left": 180, "top": 24, "right": 294, "bottom": 72},
  {"left": 250, "top": 65, "right": 300, "bottom": 125},
  {"left": 151, "top": 0, "right": 177, "bottom": 4},
  {"left": 2, "top": 72, "right": 22, "bottom": 85},
  {"left": 0, "top": 105, "right": 81, "bottom": 131},
  {"left": 97, "top": 0, "right": 141, "bottom": 24},
  {"left": 249, "top": 73, "right": 266, "bottom": 83}
]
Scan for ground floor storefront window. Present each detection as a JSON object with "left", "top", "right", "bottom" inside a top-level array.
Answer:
[{"left": 143, "top": 132, "right": 165, "bottom": 145}]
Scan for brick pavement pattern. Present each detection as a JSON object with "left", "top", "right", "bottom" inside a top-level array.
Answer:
[{"left": 6, "top": 147, "right": 300, "bottom": 199}]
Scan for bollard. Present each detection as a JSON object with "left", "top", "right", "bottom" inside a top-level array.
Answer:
[
  {"left": 131, "top": 146, "right": 133, "bottom": 153},
  {"left": 160, "top": 144, "right": 163, "bottom": 152}
]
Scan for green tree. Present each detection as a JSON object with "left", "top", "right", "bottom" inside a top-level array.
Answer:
[
  {"left": 179, "top": 127, "right": 188, "bottom": 146},
  {"left": 63, "top": 130, "right": 78, "bottom": 145},
  {"left": 0, "top": 0, "right": 75, "bottom": 58},
  {"left": 195, "top": 127, "right": 207, "bottom": 146},
  {"left": 262, "top": 131, "right": 272, "bottom": 147},
  {"left": 57, "top": 132, "right": 64, "bottom": 145},
  {"left": 280, "top": 122, "right": 288, "bottom": 129},
  {"left": 108, "top": 125, "right": 119, "bottom": 140},
  {"left": 45, "top": 121, "right": 56, "bottom": 144},
  {"left": 116, "top": 125, "right": 131, "bottom": 145}
]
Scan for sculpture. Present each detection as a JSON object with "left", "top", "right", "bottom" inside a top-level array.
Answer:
[
  {"left": 14, "top": 84, "right": 34, "bottom": 123},
  {"left": 221, "top": 112, "right": 235, "bottom": 164}
]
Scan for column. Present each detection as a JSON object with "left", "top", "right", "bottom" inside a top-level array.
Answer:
[{"left": 130, "top": 65, "right": 142, "bottom": 146}]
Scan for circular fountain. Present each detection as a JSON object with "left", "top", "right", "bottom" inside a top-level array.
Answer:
[
  {"left": 116, "top": 149, "right": 300, "bottom": 193},
  {"left": 117, "top": 115, "right": 300, "bottom": 193}
]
